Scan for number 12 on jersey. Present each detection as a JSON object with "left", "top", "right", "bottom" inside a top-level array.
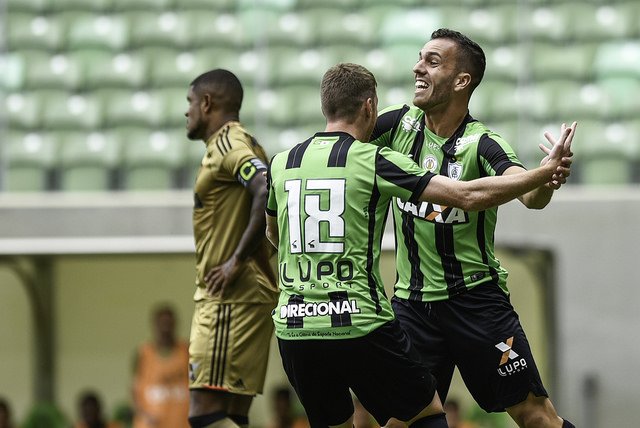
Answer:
[{"left": 284, "top": 178, "right": 346, "bottom": 254}]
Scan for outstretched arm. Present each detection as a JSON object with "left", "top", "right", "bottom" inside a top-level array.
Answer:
[{"left": 419, "top": 124, "right": 574, "bottom": 211}]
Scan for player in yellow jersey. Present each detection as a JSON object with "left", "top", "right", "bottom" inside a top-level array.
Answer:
[{"left": 185, "top": 69, "right": 279, "bottom": 428}]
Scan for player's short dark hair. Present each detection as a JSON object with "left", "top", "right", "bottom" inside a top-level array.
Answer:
[
  {"left": 431, "top": 28, "right": 486, "bottom": 92},
  {"left": 321, "top": 63, "right": 377, "bottom": 123},
  {"left": 190, "top": 69, "right": 243, "bottom": 113}
]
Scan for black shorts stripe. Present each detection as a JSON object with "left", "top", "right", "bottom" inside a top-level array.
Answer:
[
  {"left": 286, "top": 138, "right": 313, "bottom": 169},
  {"left": 209, "top": 305, "right": 223, "bottom": 386},
  {"left": 218, "top": 306, "right": 231, "bottom": 386},
  {"left": 327, "top": 135, "right": 355, "bottom": 167}
]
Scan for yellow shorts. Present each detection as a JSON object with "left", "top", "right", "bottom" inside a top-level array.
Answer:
[{"left": 188, "top": 300, "right": 275, "bottom": 395}]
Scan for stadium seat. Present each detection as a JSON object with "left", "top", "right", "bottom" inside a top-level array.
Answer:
[
  {"left": 4, "top": 132, "right": 56, "bottom": 192},
  {"left": 569, "top": 3, "right": 639, "bottom": 41},
  {"left": 380, "top": 9, "right": 445, "bottom": 46},
  {"left": 270, "top": 47, "right": 333, "bottom": 86},
  {"left": 146, "top": 48, "right": 216, "bottom": 87},
  {"left": 186, "top": 11, "right": 249, "bottom": 49},
  {"left": 309, "top": 9, "right": 376, "bottom": 46},
  {"left": 442, "top": 5, "right": 518, "bottom": 45},
  {"left": 237, "top": 0, "right": 296, "bottom": 11},
  {"left": 296, "top": 0, "right": 360, "bottom": 9},
  {"left": 112, "top": 0, "right": 173, "bottom": 11},
  {"left": 65, "top": 13, "right": 130, "bottom": 50},
  {"left": 524, "top": 80, "right": 575, "bottom": 121},
  {"left": 4, "top": 92, "right": 42, "bottom": 129},
  {"left": 593, "top": 41, "right": 640, "bottom": 79},
  {"left": 253, "top": 89, "right": 295, "bottom": 127},
  {"left": 41, "top": 91, "right": 103, "bottom": 130},
  {"left": 120, "top": 128, "right": 186, "bottom": 190},
  {"left": 20, "top": 50, "right": 84, "bottom": 90},
  {"left": 531, "top": 43, "right": 596, "bottom": 81},
  {"left": 263, "top": 12, "right": 317, "bottom": 47},
  {"left": 548, "top": 81, "right": 605, "bottom": 120},
  {"left": 54, "top": 0, "right": 112, "bottom": 12},
  {"left": 128, "top": 11, "right": 190, "bottom": 49},
  {"left": 101, "top": 89, "right": 165, "bottom": 128},
  {"left": 523, "top": 7, "right": 572, "bottom": 42},
  {"left": 599, "top": 77, "right": 640, "bottom": 120},
  {"left": 6, "top": 0, "right": 49, "bottom": 13},
  {"left": 6, "top": 13, "right": 66, "bottom": 50},
  {"left": 379, "top": 85, "right": 414, "bottom": 108},
  {"left": 479, "top": 81, "right": 522, "bottom": 121},
  {"left": 57, "top": 131, "right": 121, "bottom": 191},
  {"left": 483, "top": 45, "right": 527, "bottom": 82},
  {"left": 0, "top": 52, "right": 26, "bottom": 90},
  {"left": 77, "top": 50, "right": 148, "bottom": 89},
  {"left": 579, "top": 120, "right": 640, "bottom": 185}
]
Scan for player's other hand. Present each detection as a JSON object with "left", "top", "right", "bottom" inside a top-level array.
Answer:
[
  {"left": 539, "top": 121, "right": 576, "bottom": 189},
  {"left": 204, "top": 255, "right": 243, "bottom": 298}
]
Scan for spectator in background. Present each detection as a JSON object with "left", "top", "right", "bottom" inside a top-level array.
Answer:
[
  {"left": 73, "top": 391, "right": 122, "bottom": 428},
  {"left": 443, "top": 400, "right": 477, "bottom": 428},
  {"left": 266, "top": 387, "right": 309, "bottom": 428},
  {"left": 22, "top": 402, "right": 67, "bottom": 428},
  {"left": 132, "top": 304, "right": 189, "bottom": 428},
  {"left": 0, "top": 397, "right": 14, "bottom": 428}
]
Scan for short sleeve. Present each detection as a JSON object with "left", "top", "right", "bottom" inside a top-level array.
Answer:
[
  {"left": 266, "top": 159, "right": 277, "bottom": 217},
  {"left": 220, "top": 135, "right": 267, "bottom": 186},
  {"left": 369, "top": 104, "right": 409, "bottom": 148},
  {"left": 478, "top": 133, "right": 524, "bottom": 176},
  {"left": 375, "top": 147, "right": 434, "bottom": 203}
]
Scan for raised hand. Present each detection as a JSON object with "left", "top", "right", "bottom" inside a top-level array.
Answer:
[{"left": 540, "top": 122, "right": 577, "bottom": 188}]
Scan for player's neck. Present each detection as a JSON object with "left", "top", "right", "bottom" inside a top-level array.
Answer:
[
  {"left": 325, "top": 120, "right": 367, "bottom": 142},
  {"left": 423, "top": 102, "right": 468, "bottom": 139},
  {"left": 203, "top": 114, "right": 240, "bottom": 142}
]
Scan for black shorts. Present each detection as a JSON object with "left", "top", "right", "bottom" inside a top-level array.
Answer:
[
  {"left": 277, "top": 320, "right": 437, "bottom": 427},
  {"left": 392, "top": 282, "right": 548, "bottom": 413}
]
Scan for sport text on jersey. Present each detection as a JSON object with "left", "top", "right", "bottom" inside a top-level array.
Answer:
[{"left": 395, "top": 199, "right": 469, "bottom": 224}]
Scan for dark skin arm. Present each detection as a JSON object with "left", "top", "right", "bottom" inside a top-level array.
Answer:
[{"left": 204, "top": 171, "right": 268, "bottom": 297}]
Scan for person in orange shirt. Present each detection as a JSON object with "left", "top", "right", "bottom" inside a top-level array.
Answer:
[
  {"left": 73, "top": 391, "right": 122, "bottom": 428},
  {"left": 132, "top": 304, "right": 190, "bottom": 428}
]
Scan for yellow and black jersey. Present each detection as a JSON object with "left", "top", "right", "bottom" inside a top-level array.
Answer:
[{"left": 192, "top": 121, "right": 278, "bottom": 303}]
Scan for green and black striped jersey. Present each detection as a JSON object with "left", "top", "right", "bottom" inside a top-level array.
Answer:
[
  {"left": 266, "top": 131, "right": 434, "bottom": 340},
  {"left": 371, "top": 104, "right": 524, "bottom": 302}
]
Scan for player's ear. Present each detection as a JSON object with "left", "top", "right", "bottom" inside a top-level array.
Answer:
[
  {"left": 200, "top": 92, "right": 217, "bottom": 114},
  {"left": 364, "top": 97, "right": 375, "bottom": 119},
  {"left": 454, "top": 72, "right": 472, "bottom": 92}
]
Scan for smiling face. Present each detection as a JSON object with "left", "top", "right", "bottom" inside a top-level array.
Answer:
[{"left": 412, "top": 38, "right": 462, "bottom": 113}]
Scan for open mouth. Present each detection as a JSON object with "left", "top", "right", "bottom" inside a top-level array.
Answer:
[{"left": 415, "top": 81, "right": 430, "bottom": 92}]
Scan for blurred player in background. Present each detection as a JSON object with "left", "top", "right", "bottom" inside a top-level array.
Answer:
[
  {"left": 185, "top": 69, "right": 278, "bottom": 428},
  {"left": 265, "top": 63, "right": 571, "bottom": 428},
  {"left": 74, "top": 391, "right": 122, "bottom": 428},
  {"left": 132, "top": 305, "right": 189, "bottom": 428},
  {"left": 370, "top": 28, "right": 576, "bottom": 428}
]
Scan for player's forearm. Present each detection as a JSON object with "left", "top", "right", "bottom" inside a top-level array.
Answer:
[
  {"left": 519, "top": 185, "right": 554, "bottom": 210},
  {"left": 233, "top": 188, "right": 268, "bottom": 261},
  {"left": 464, "top": 164, "right": 556, "bottom": 211},
  {"left": 265, "top": 214, "right": 279, "bottom": 248}
]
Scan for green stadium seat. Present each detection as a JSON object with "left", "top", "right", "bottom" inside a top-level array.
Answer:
[
  {"left": 6, "top": 13, "right": 66, "bottom": 50},
  {"left": 309, "top": 9, "right": 376, "bottom": 46},
  {"left": 146, "top": 48, "right": 215, "bottom": 87},
  {"left": 523, "top": 7, "right": 572, "bottom": 42},
  {"left": 270, "top": 47, "right": 332, "bottom": 86},
  {"left": 54, "top": 0, "right": 112, "bottom": 12},
  {"left": 524, "top": 80, "right": 573, "bottom": 121},
  {"left": 579, "top": 120, "right": 640, "bottom": 185},
  {"left": 65, "top": 13, "right": 130, "bottom": 50},
  {"left": 4, "top": 92, "right": 42, "bottom": 129},
  {"left": 112, "top": 0, "right": 173, "bottom": 11},
  {"left": 549, "top": 81, "right": 605, "bottom": 120},
  {"left": 19, "top": 50, "right": 84, "bottom": 90},
  {"left": 479, "top": 80, "right": 521, "bottom": 121},
  {"left": 0, "top": 52, "right": 26, "bottom": 90},
  {"left": 379, "top": 85, "right": 414, "bottom": 108},
  {"left": 120, "top": 128, "right": 185, "bottom": 190},
  {"left": 254, "top": 89, "right": 295, "bottom": 127},
  {"left": 531, "top": 43, "right": 596, "bottom": 81},
  {"left": 184, "top": 0, "right": 235, "bottom": 9},
  {"left": 77, "top": 50, "right": 148, "bottom": 89},
  {"left": 128, "top": 11, "right": 190, "bottom": 49},
  {"left": 380, "top": 9, "right": 444, "bottom": 46},
  {"left": 599, "top": 77, "right": 640, "bottom": 120},
  {"left": 593, "top": 41, "right": 640, "bottom": 79},
  {"left": 185, "top": 136, "right": 206, "bottom": 188},
  {"left": 379, "top": 43, "right": 424, "bottom": 85},
  {"left": 57, "top": 131, "right": 120, "bottom": 191},
  {"left": 186, "top": 11, "right": 249, "bottom": 48},
  {"left": 41, "top": 91, "right": 103, "bottom": 130},
  {"left": 484, "top": 45, "right": 527, "bottom": 82},
  {"left": 6, "top": 0, "right": 49, "bottom": 13},
  {"left": 4, "top": 132, "right": 56, "bottom": 192},
  {"left": 570, "top": 3, "right": 639, "bottom": 41},
  {"left": 101, "top": 89, "right": 165, "bottom": 128},
  {"left": 237, "top": 0, "right": 296, "bottom": 11},
  {"left": 442, "top": 5, "right": 517, "bottom": 45},
  {"left": 296, "top": 0, "right": 360, "bottom": 9},
  {"left": 287, "top": 85, "right": 323, "bottom": 126}
]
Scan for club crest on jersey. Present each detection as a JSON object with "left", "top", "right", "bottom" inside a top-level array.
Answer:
[
  {"left": 448, "top": 162, "right": 463, "bottom": 180},
  {"left": 422, "top": 155, "right": 438, "bottom": 173},
  {"left": 396, "top": 199, "right": 468, "bottom": 224},
  {"left": 401, "top": 116, "right": 421, "bottom": 132}
]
